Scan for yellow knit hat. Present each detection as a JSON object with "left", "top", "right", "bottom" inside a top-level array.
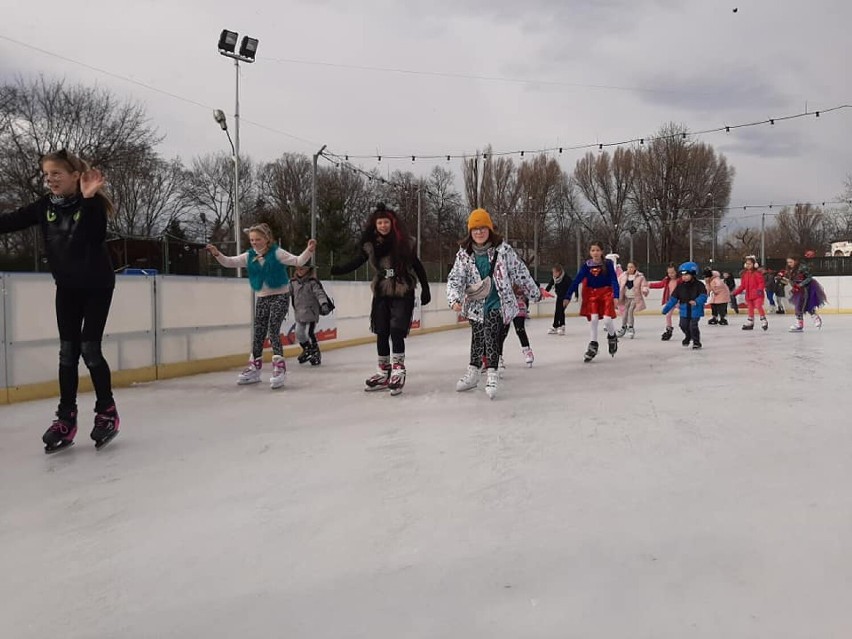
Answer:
[{"left": 467, "top": 208, "right": 494, "bottom": 231}]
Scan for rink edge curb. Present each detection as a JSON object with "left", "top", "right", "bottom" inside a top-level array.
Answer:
[{"left": 0, "top": 322, "right": 467, "bottom": 405}]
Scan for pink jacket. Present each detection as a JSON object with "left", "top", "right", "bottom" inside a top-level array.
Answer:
[
  {"left": 616, "top": 271, "right": 649, "bottom": 313},
  {"left": 705, "top": 272, "right": 731, "bottom": 304},
  {"left": 732, "top": 269, "right": 765, "bottom": 302}
]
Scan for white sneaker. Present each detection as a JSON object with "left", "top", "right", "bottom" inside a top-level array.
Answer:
[
  {"left": 557, "top": 326, "right": 565, "bottom": 336},
  {"left": 269, "top": 355, "right": 286, "bottom": 389},
  {"left": 547, "top": 327, "right": 558, "bottom": 335},
  {"left": 237, "top": 357, "right": 262, "bottom": 385},
  {"left": 456, "top": 365, "right": 480, "bottom": 392},
  {"left": 485, "top": 369, "right": 499, "bottom": 399},
  {"left": 522, "top": 346, "right": 534, "bottom": 367}
]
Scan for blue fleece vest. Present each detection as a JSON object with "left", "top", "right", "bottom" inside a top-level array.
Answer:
[{"left": 247, "top": 245, "right": 289, "bottom": 291}]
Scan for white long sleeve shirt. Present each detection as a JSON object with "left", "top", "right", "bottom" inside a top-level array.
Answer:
[{"left": 214, "top": 247, "right": 312, "bottom": 297}]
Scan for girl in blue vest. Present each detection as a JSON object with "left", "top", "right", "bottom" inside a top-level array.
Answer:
[{"left": 207, "top": 223, "right": 315, "bottom": 388}]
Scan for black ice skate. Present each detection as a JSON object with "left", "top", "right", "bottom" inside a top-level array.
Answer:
[
  {"left": 308, "top": 343, "right": 322, "bottom": 366},
  {"left": 661, "top": 327, "right": 673, "bottom": 341},
  {"left": 91, "top": 405, "right": 120, "bottom": 450},
  {"left": 692, "top": 341, "right": 702, "bottom": 349},
  {"left": 297, "top": 342, "right": 312, "bottom": 364},
  {"left": 43, "top": 412, "right": 77, "bottom": 454},
  {"left": 583, "top": 341, "right": 599, "bottom": 363},
  {"left": 607, "top": 333, "right": 618, "bottom": 357}
]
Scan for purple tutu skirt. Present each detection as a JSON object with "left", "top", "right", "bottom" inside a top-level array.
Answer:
[{"left": 789, "top": 280, "right": 827, "bottom": 314}]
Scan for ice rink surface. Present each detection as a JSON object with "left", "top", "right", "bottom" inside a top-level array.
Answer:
[{"left": 1, "top": 312, "right": 851, "bottom": 638}]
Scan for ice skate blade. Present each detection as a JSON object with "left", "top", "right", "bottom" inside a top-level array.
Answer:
[
  {"left": 365, "top": 385, "right": 389, "bottom": 392},
  {"left": 389, "top": 388, "right": 403, "bottom": 396},
  {"left": 44, "top": 440, "right": 75, "bottom": 455},
  {"left": 94, "top": 432, "right": 119, "bottom": 450},
  {"left": 237, "top": 379, "right": 261, "bottom": 386}
]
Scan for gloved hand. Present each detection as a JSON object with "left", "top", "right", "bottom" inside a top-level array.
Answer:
[
  {"left": 320, "top": 303, "right": 332, "bottom": 315},
  {"left": 420, "top": 288, "right": 431, "bottom": 306}
]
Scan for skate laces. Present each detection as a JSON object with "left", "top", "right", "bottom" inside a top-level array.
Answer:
[
  {"left": 50, "top": 419, "right": 73, "bottom": 434},
  {"left": 95, "top": 409, "right": 116, "bottom": 429}
]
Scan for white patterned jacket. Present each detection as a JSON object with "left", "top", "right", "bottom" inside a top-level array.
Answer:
[{"left": 446, "top": 242, "right": 541, "bottom": 324}]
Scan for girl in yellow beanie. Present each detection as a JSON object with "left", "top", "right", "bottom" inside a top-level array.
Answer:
[{"left": 446, "top": 208, "right": 540, "bottom": 399}]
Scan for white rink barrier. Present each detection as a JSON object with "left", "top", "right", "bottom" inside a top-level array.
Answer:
[{"left": 2, "top": 272, "right": 851, "bottom": 403}]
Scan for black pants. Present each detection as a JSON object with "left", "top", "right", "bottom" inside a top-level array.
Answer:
[
  {"left": 470, "top": 309, "right": 504, "bottom": 369},
  {"left": 500, "top": 316, "right": 530, "bottom": 351},
  {"left": 711, "top": 303, "right": 728, "bottom": 320},
  {"left": 55, "top": 287, "right": 114, "bottom": 417},
  {"left": 552, "top": 301, "right": 565, "bottom": 328},
  {"left": 372, "top": 294, "right": 415, "bottom": 357},
  {"left": 679, "top": 316, "right": 701, "bottom": 343}
]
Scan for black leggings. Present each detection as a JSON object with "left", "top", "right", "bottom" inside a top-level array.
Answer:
[
  {"left": 372, "top": 295, "right": 415, "bottom": 357},
  {"left": 56, "top": 287, "right": 114, "bottom": 416},
  {"left": 501, "top": 316, "right": 530, "bottom": 351},
  {"left": 552, "top": 301, "right": 565, "bottom": 328}
]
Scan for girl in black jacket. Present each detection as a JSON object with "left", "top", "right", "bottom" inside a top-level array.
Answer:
[
  {"left": 0, "top": 150, "right": 120, "bottom": 453},
  {"left": 330, "top": 203, "right": 431, "bottom": 395},
  {"left": 544, "top": 264, "right": 574, "bottom": 335}
]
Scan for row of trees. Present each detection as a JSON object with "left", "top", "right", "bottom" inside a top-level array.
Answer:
[{"left": 2, "top": 76, "right": 851, "bottom": 276}]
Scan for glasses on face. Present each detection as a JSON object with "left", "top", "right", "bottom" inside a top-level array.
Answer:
[{"left": 471, "top": 227, "right": 489, "bottom": 233}]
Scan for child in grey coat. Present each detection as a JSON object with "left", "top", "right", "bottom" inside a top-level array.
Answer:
[{"left": 289, "top": 265, "right": 332, "bottom": 365}]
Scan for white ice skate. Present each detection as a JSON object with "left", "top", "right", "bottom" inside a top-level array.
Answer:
[
  {"left": 789, "top": 320, "right": 804, "bottom": 332},
  {"left": 498, "top": 355, "right": 506, "bottom": 378},
  {"left": 547, "top": 326, "right": 558, "bottom": 335},
  {"left": 557, "top": 326, "right": 565, "bottom": 336},
  {"left": 456, "top": 365, "right": 480, "bottom": 392},
  {"left": 485, "top": 369, "right": 499, "bottom": 400},
  {"left": 813, "top": 314, "right": 823, "bottom": 329},
  {"left": 616, "top": 326, "right": 628, "bottom": 338},
  {"left": 760, "top": 317, "right": 768, "bottom": 332},
  {"left": 627, "top": 326, "right": 635, "bottom": 339},
  {"left": 269, "top": 355, "right": 286, "bottom": 389},
  {"left": 522, "top": 346, "right": 534, "bottom": 368},
  {"left": 237, "top": 357, "right": 262, "bottom": 385},
  {"left": 388, "top": 356, "right": 406, "bottom": 396}
]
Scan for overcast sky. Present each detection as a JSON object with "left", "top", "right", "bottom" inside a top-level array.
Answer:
[{"left": 2, "top": 0, "right": 851, "bottom": 224}]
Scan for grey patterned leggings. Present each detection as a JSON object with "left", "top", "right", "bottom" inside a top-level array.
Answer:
[
  {"left": 252, "top": 294, "right": 290, "bottom": 358},
  {"left": 621, "top": 297, "right": 637, "bottom": 327},
  {"left": 469, "top": 309, "right": 505, "bottom": 369}
]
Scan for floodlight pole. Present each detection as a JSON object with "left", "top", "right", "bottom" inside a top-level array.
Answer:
[{"left": 233, "top": 58, "right": 242, "bottom": 276}]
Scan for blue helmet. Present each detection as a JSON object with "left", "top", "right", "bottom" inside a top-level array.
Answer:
[{"left": 678, "top": 261, "right": 699, "bottom": 276}]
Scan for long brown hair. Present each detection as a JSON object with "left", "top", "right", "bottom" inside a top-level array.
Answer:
[{"left": 40, "top": 149, "right": 115, "bottom": 217}]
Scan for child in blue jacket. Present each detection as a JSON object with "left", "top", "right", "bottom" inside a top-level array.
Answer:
[{"left": 662, "top": 261, "right": 708, "bottom": 350}]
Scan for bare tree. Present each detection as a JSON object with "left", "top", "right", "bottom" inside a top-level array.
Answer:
[
  {"left": 573, "top": 147, "right": 637, "bottom": 254},
  {"left": 108, "top": 154, "right": 189, "bottom": 237},
  {"left": 773, "top": 204, "right": 829, "bottom": 256},
  {"left": 180, "top": 153, "right": 256, "bottom": 246},
  {"left": 424, "top": 165, "right": 464, "bottom": 276},
  {"left": 632, "top": 123, "right": 734, "bottom": 262},
  {"left": 723, "top": 227, "right": 761, "bottom": 259}
]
